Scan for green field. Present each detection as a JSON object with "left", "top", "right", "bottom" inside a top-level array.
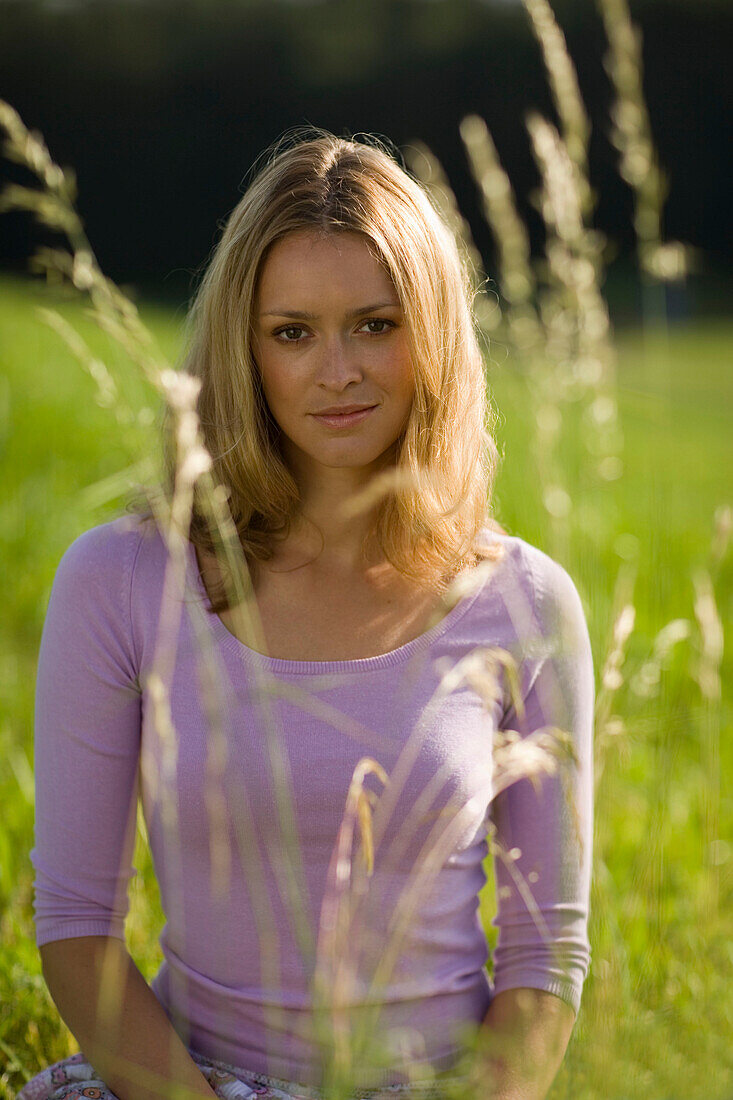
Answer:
[{"left": 0, "top": 273, "right": 730, "bottom": 1099}]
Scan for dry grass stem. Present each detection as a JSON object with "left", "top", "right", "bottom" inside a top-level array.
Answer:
[
  {"left": 439, "top": 549, "right": 506, "bottom": 612},
  {"left": 460, "top": 19, "right": 622, "bottom": 557},
  {"left": 337, "top": 464, "right": 450, "bottom": 524},
  {"left": 690, "top": 509, "right": 727, "bottom": 915},
  {"left": 597, "top": 0, "right": 691, "bottom": 282},
  {"left": 709, "top": 504, "right": 731, "bottom": 573},
  {"left": 403, "top": 138, "right": 498, "bottom": 332},
  {"left": 628, "top": 618, "right": 691, "bottom": 699},
  {"left": 460, "top": 113, "right": 542, "bottom": 357},
  {"left": 691, "top": 569, "right": 723, "bottom": 705},
  {"left": 522, "top": 0, "right": 592, "bottom": 199},
  {"left": 434, "top": 645, "right": 524, "bottom": 722},
  {"left": 326, "top": 722, "right": 575, "bottom": 1072},
  {"left": 593, "top": 561, "right": 636, "bottom": 789},
  {"left": 35, "top": 306, "right": 120, "bottom": 411}
]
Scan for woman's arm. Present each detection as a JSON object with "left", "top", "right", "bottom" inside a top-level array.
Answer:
[
  {"left": 479, "top": 545, "right": 594, "bottom": 1096},
  {"left": 470, "top": 988, "right": 576, "bottom": 1100},
  {"left": 30, "top": 525, "right": 213, "bottom": 1098},
  {"left": 41, "top": 936, "right": 218, "bottom": 1100}
]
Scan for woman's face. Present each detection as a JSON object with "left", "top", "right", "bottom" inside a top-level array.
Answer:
[{"left": 252, "top": 230, "right": 415, "bottom": 484}]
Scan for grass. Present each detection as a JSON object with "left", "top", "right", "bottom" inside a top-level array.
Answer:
[
  {"left": 0, "top": 273, "right": 730, "bottom": 1098},
  {"left": 0, "top": 0, "right": 730, "bottom": 1093}
]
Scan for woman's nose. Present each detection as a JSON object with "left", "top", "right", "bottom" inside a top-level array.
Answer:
[{"left": 317, "top": 336, "right": 364, "bottom": 385}]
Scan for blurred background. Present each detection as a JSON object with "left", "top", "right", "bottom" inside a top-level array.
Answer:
[
  {"left": 1, "top": 0, "right": 731, "bottom": 316},
  {"left": 1, "top": 2, "right": 731, "bottom": 1098}
]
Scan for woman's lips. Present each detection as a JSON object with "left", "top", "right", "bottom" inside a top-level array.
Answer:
[{"left": 311, "top": 406, "right": 376, "bottom": 428}]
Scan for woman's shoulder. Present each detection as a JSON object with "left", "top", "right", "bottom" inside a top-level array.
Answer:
[
  {"left": 473, "top": 525, "right": 591, "bottom": 649},
  {"left": 56, "top": 512, "right": 154, "bottom": 569},
  {"left": 51, "top": 512, "right": 166, "bottom": 605},
  {"left": 480, "top": 525, "right": 577, "bottom": 588}
]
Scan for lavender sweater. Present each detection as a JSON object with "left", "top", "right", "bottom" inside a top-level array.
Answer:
[{"left": 31, "top": 516, "right": 594, "bottom": 1088}]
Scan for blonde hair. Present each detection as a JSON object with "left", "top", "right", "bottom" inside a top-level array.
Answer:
[{"left": 171, "top": 127, "right": 504, "bottom": 610}]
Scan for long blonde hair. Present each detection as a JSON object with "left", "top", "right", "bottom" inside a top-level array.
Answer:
[{"left": 171, "top": 127, "right": 504, "bottom": 609}]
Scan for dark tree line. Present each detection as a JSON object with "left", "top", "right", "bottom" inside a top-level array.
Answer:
[{"left": 1, "top": 0, "right": 730, "bottom": 307}]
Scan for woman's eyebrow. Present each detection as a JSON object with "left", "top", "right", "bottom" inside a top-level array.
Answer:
[{"left": 260, "top": 301, "right": 401, "bottom": 319}]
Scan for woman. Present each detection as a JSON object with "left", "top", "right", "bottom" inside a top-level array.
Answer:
[{"left": 21, "top": 130, "right": 594, "bottom": 1100}]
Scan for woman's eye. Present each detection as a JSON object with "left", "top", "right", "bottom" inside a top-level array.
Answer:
[
  {"left": 275, "top": 326, "right": 306, "bottom": 342},
  {"left": 273, "top": 319, "right": 394, "bottom": 342},
  {"left": 360, "top": 319, "right": 394, "bottom": 335}
]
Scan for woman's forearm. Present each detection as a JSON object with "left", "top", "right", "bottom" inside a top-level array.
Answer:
[
  {"left": 470, "top": 988, "right": 576, "bottom": 1100},
  {"left": 40, "top": 936, "right": 218, "bottom": 1100}
]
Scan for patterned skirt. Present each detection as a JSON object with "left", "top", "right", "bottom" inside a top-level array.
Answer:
[{"left": 17, "top": 1048, "right": 464, "bottom": 1100}]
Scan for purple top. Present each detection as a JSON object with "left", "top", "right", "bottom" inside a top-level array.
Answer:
[{"left": 31, "top": 515, "right": 594, "bottom": 1089}]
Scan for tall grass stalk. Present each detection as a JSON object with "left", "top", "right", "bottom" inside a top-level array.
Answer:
[
  {"left": 458, "top": 0, "right": 622, "bottom": 569},
  {"left": 597, "top": 0, "right": 689, "bottom": 290},
  {"left": 690, "top": 507, "right": 728, "bottom": 918}
]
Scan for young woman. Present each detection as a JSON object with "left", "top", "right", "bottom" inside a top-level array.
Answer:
[{"left": 20, "top": 131, "right": 594, "bottom": 1100}]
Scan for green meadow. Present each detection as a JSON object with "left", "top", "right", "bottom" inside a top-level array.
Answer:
[{"left": 0, "top": 273, "right": 730, "bottom": 1098}]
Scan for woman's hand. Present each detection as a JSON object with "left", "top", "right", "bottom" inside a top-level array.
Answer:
[{"left": 40, "top": 936, "right": 219, "bottom": 1100}]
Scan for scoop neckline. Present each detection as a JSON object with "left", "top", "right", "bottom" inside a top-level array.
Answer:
[{"left": 185, "top": 538, "right": 493, "bottom": 676}]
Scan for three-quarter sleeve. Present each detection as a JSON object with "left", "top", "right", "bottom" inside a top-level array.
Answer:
[
  {"left": 31, "top": 522, "right": 144, "bottom": 947},
  {"left": 489, "top": 548, "right": 595, "bottom": 1014}
]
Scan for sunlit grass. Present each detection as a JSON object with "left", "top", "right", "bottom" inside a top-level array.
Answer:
[
  {"left": 1, "top": 0, "right": 731, "bottom": 1092},
  {"left": 0, "top": 274, "right": 730, "bottom": 1098}
]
